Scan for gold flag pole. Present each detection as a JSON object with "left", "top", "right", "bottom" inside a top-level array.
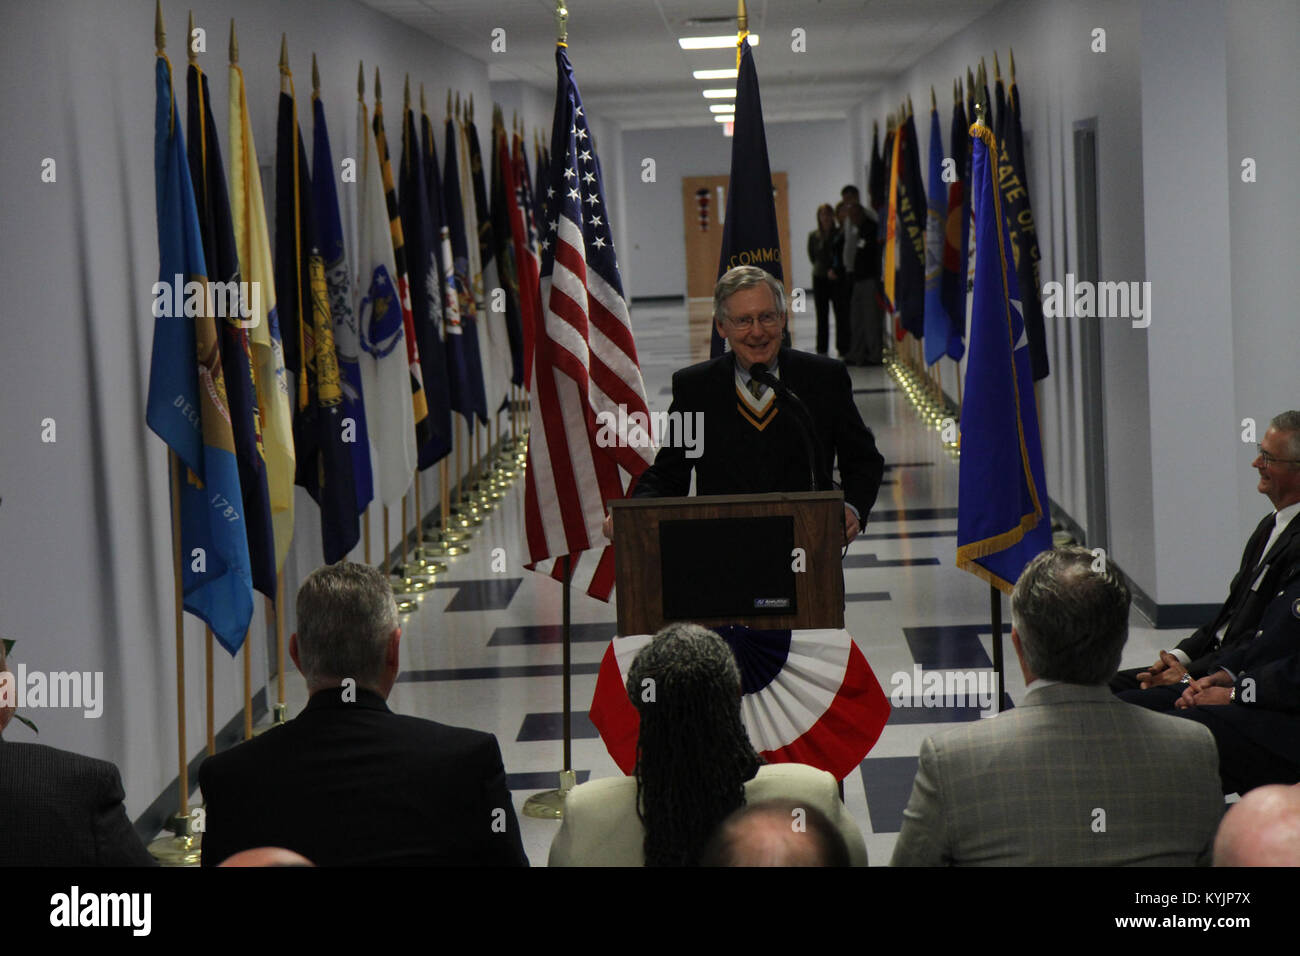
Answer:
[
  {"left": 147, "top": 3, "right": 200, "bottom": 865},
  {"left": 242, "top": 635, "right": 253, "bottom": 739},
  {"left": 188, "top": 8, "right": 220, "bottom": 770},
  {"left": 360, "top": 63, "right": 373, "bottom": 567},
  {"left": 204, "top": 627, "right": 214, "bottom": 755},
  {"left": 525, "top": 0, "right": 578, "bottom": 822},
  {"left": 274, "top": 577, "right": 286, "bottom": 722}
]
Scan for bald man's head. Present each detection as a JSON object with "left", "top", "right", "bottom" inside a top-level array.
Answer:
[
  {"left": 700, "top": 800, "right": 849, "bottom": 867},
  {"left": 1214, "top": 785, "right": 1300, "bottom": 866},
  {"left": 217, "top": 846, "right": 315, "bottom": 868}
]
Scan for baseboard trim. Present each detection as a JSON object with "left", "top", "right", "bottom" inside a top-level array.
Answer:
[{"left": 1047, "top": 496, "right": 1217, "bottom": 630}]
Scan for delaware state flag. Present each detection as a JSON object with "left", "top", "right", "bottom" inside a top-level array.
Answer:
[
  {"left": 590, "top": 627, "right": 889, "bottom": 781},
  {"left": 147, "top": 55, "right": 253, "bottom": 653}
]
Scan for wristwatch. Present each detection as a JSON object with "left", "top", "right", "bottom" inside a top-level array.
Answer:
[{"left": 1180, "top": 673, "right": 1192, "bottom": 685}]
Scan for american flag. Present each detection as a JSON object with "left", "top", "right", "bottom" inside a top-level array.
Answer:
[{"left": 523, "top": 47, "right": 653, "bottom": 600}]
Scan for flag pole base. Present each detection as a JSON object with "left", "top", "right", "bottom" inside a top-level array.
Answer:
[
  {"left": 522, "top": 770, "right": 578, "bottom": 819},
  {"left": 391, "top": 574, "right": 433, "bottom": 594},
  {"left": 148, "top": 812, "right": 202, "bottom": 866}
]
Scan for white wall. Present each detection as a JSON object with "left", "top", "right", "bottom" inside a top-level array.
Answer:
[
  {"left": 0, "top": 0, "right": 493, "bottom": 823},
  {"left": 621, "top": 118, "right": 854, "bottom": 298},
  {"left": 849, "top": 0, "right": 1300, "bottom": 612},
  {"left": 1226, "top": 0, "right": 1300, "bottom": 536}
]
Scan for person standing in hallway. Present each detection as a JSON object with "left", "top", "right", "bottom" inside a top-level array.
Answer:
[{"left": 807, "top": 202, "right": 843, "bottom": 356}]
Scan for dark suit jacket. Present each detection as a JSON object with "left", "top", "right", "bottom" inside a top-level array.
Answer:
[
  {"left": 1215, "top": 562, "right": 1300, "bottom": 714},
  {"left": 631, "top": 347, "right": 885, "bottom": 519},
  {"left": 1169, "top": 564, "right": 1300, "bottom": 787},
  {"left": 198, "top": 688, "right": 528, "bottom": 866},
  {"left": 0, "top": 739, "right": 154, "bottom": 866},
  {"left": 1176, "top": 512, "right": 1300, "bottom": 677}
]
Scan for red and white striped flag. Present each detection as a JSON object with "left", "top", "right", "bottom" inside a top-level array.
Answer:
[{"left": 524, "top": 47, "right": 653, "bottom": 600}]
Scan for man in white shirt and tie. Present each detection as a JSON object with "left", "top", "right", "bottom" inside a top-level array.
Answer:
[{"left": 1113, "top": 411, "right": 1300, "bottom": 706}]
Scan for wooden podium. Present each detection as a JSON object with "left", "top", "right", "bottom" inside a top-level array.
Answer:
[{"left": 610, "top": 491, "right": 846, "bottom": 635}]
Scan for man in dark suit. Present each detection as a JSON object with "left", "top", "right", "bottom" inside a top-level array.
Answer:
[
  {"left": 0, "top": 642, "right": 153, "bottom": 866},
  {"left": 1113, "top": 412, "right": 1300, "bottom": 696},
  {"left": 198, "top": 562, "right": 528, "bottom": 866},
  {"left": 612, "top": 265, "right": 884, "bottom": 542},
  {"left": 1157, "top": 562, "right": 1300, "bottom": 793}
]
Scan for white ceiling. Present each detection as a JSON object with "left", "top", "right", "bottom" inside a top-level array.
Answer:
[{"left": 355, "top": 0, "right": 1004, "bottom": 128}]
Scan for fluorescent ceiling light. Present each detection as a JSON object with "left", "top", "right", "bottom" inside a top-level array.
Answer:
[
  {"left": 709, "top": 104, "right": 735, "bottom": 114},
  {"left": 679, "top": 34, "right": 759, "bottom": 50},
  {"left": 702, "top": 89, "right": 736, "bottom": 99},
  {"left": 714, "top": 115, "right": 733, "bottom": 123},
  {"left": 692, "top": 68, "right": 739, "bottom": 80}
]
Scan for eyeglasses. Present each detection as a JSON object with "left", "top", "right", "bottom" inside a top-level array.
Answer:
[
  {"left": 1256, "top": 445, "right": 1300, "bottom": 466},
  {"left": 727, "top": 311, "right": 782, "bottom": 331}
]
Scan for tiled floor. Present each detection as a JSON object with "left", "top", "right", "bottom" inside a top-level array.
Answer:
[{"left": 279, "top": 299, "right": 1183, "bottom": 866}]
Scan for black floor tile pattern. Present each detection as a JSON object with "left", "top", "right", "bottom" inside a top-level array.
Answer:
[
  {"left": 869, "top": 507, "right": 960, "bottom": 522},
  {"left": 857, "top": 530, "right": 954, "bottom": 540},
  {"left": 433, "top": 577, "right": 523, "bottom": 611},
  {"left": 843, "top": 554, "right": 942, "bottom": 568},
  {"left": 846, "top": 591, "right": 891, "bottom": 602},
  {"left": 400, "top": 662, "right": 602, "bottom": 683},
  {"left": 487, "top": 623, "right": 617, "bottom": 646},
  {"left": 903, "top": 623, "right": 1013, "bottom": 669},
  {"left": 861, "top": 755, "right": 921, "bottom": 835},
  {"left": 885, "top": 694, "right": 1016, "bottom": 724},
  {"left": 507, "top": 770, "right": 593, "bottom": 791},
  {"left": 517, "top": 710, "right": 601, "bottom": 742}
]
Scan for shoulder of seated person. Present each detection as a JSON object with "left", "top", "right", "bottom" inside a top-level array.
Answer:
[
  {"left": 2, "top": 741, "right": 116, "bottom": 781},
  {"left": 749, "top": 762, "right": 835, "bottom": 790},
  {"left": 567, "top": 774, "right": 636, "bottom": 803}
]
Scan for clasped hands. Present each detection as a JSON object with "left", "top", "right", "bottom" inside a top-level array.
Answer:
[{"left": 1138, "top": 652, "right": 1233, "bottom": 708}]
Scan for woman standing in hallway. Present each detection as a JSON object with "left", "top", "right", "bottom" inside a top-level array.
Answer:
[{"left": 807, "top": 203, "right": 843, "bottom": 355}]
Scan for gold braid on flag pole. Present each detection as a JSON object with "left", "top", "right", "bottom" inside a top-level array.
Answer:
[
  {"left": 281, "top": 36, "right": 308, "bottom": 414},
  {"left": 736, "top": 0, "right": 747, "bottom": 67}
]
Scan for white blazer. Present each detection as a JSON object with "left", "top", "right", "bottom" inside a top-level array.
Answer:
[{"left": 547, "top": 762, "right": 868, "bottom": 866}]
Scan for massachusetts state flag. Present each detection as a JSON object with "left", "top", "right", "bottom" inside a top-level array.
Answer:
[
  {"left": 148, "top": 54, "right": 253, "bottom": 654},
  {"left": 955, "top": 114, "right": 1052, "bottom": 593},
  {"left": 524, "top": 46, "right": 653, "bottom": 600},
  {"left": 590, "top": 627, "right": 890, "bottom": 782}
]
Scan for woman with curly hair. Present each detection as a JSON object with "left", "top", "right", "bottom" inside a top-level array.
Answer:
[{"left": 548, "top": 623, "right": 867, "bottom": 866}]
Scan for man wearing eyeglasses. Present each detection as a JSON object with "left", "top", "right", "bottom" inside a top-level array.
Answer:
[
  {"left": 615, "top": 265, "right": 885, "bottom": 543},
  {"left": 1113, "top": 412, "right": 1300, "bottom": 704}
]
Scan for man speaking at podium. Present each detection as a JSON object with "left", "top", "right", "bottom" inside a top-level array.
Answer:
[{"left": 608, "top": 266, "right": 885, "bottom": 542}]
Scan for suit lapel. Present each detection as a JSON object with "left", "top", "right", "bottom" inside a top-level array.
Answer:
[{"left": 1257, "top": 511, "right": 1300, "bottom": 569}]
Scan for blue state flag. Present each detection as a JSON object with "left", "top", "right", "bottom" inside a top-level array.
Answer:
[
  {"left": 712, "top": 39, "right": 783, "bottom": 358},
  {"left": 147, "top": 55, "right": 254, "bottom": 653},
  {"left": 444, "top": 116, "right": 489, "bottom": 424},
  {"left": 313, "top": 93, "right": 375, "bottom": 515},
  {"left": 186, "top": 62, "right": 277, "bottom": 604},
  {"left": 923, "top": 104, "right": 958, "bottom": 366},
  {"left": 955, "top": 115, "right": 1051, "bottom": 593}
]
